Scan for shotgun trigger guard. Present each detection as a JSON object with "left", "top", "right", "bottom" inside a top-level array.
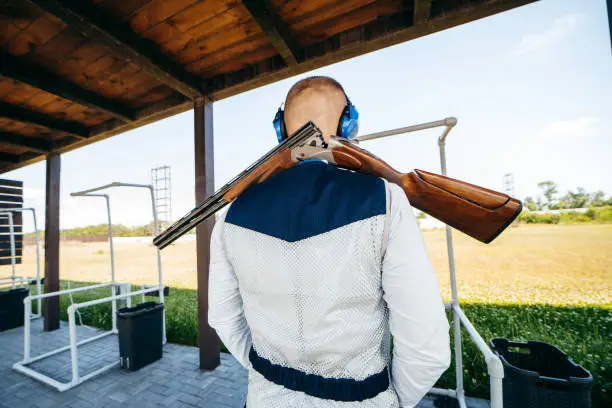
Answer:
[{"left": 291, "top": 133, "right": 337, "bottom": 164}]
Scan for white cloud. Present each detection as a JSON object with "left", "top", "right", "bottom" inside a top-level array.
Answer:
[
  {"left": 511, "top": 13, "right": 583, "bottom": 56},
  {"left": 536, "top": 117, "right": 599, "bottom": 141}
]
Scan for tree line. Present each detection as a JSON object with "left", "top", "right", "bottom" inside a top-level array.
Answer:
[
  {"left": 25, "top": 221, "right": 181, "bottom": 238},
  {"left": 523, "top": 181, "right": 612, "bottom": 211}
]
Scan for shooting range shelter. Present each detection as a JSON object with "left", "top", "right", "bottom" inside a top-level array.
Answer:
[{"left": 2, "top": 0, "right": 586, "bottom": 401}]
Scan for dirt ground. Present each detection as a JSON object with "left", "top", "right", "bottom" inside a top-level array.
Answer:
[{"left": 8, "top": 224, "right": 612, "bottom": 307}]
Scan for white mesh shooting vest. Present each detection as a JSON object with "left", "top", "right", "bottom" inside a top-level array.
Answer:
[{"left": 222, "top": 160, "right": 400, "bottom": 407}]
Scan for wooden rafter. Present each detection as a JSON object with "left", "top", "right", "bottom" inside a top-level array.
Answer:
[
  {"left": 25, "top": 0, "right": 204, "bottom": 99},
  {"left": 242, "top": 0, "right": 300, "bottom": 66},
  {"left": 0, "top": 52, "right": 136, "bottom": 123},
  {"left": 414, "top": 0, "right": 433, "bottom": 23},
  {"left": 0, "top": 152, "right": 21, "bottom": 164},
  {"left": 0, "top": 132, "right": 53, "bottom": 154},
  {"left": 0, "top": 102, "right": 89, "bottom": 139}
]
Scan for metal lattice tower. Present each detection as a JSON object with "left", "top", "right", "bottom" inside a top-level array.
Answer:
[
  {"left": 503, "top": 173, "right": 515, "bottom": 197},
  {"left": 151, "top": 166, "right": 172, "bottom": 228}
]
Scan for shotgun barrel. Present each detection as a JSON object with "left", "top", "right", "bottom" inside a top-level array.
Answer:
[{"left": 153, "top": 122, "right": 324, "bottom": 249}]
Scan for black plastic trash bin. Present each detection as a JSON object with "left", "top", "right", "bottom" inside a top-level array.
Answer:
[
  {"left": 490, "top": 338, "right": 593, "bottom": 408},
  {"left": 116, "top": 301, "right": 164, "bottom": 370},
  {"left": 0, "top": 287, "right": 29, "bottom": 331}
]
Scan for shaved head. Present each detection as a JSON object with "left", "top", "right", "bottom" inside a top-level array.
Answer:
[{"left": 283, "top": 76, "right": 348, "bottom": 141}]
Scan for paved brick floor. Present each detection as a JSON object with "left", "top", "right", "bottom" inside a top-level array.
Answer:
[
  {"left": 1, "top": 319, "right": 489, "bottom": 407},
  {"left": 1, "top": 319, "right": 247, "bottom": 408}
]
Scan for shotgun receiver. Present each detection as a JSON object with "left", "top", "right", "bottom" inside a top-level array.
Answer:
[{"left": 153, "top": 122, "right": 521, "bottom": 249}]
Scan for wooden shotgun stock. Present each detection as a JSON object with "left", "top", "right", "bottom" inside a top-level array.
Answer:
[
  {"left": 330, "top": 137, "right": 523, "bottom": 243},
  {"left": 153, "top": 122, "right": 522, "bottom": 249}
]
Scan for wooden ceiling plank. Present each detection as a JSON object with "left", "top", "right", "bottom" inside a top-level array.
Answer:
[
  {"left": 241, "top": 0, "right": 300, "bottom": 66},
  {"left": 25, "top": 0, "right": 204, "bottom": 99},
  {"left": 21, "top": 90, "right": 59, "bottom": 110},
  {"left": 271, "top": 0, "right": 343, "bottom": 21},
  {"left": 7, "top": 12, "right": 67, "bottom": 57},
  {"left": 160, "top": 6, "right": 253, "bottom": 60},
  {"left": 0, "top": 52, "right": 136, "bottom": 122},
  {"left": 187, "top": 34, "right": 270, "bottom": 75},
  {"left": 0, "top": 79, "right": 21, "bottom": 98},
  {"left": 175, "top": 19, "right": 265, "bottom": 66},
  {"left": 148, "top": 1, "right": 242, "bottom": 48},
  {"left": 0, "top": 23, "right": 24, "bottom": 46},
  {"left": 95, "top": 0, "right": 156, "bottom": 22},
  {"left": 129, "top": 0, "right": 201, "bottom": 34},
  {"left": 204, "top": 45, "right": 278, "bottom": 77},
  {"left": 2, "top": 0, "right": 44, "bottom": 29},
  {"left": 289, "top": 0, "right": 379, "bottom": 32},
  {"left": 25, "top": 27, "right": 89, "bottom": 72},
  {"left": 0, "top": 132, "right": 53, "bottom": 153},
  {"left": 295, "top": 0, "right": 403, "bottom": 46},
  {"left": 0, "top": 102, "right": 89, "bottom": 139},
  {"left": 2, "top": 84, "right": 42, "bottom": 106}
]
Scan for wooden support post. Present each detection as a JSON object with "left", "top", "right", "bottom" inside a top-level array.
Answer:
[
  {"left": 44, "top": 153, "right": 61, "bottom": 331},
  {"left": 608, "top": 0, "right": 612, "bottom": 52},
  {"left": 194, "top": 98, "right": 220, "bottom": 370}
]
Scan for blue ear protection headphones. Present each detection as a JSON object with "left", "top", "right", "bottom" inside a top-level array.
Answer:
[{"left": 272, "top": 92, "right": 359, "bottom": 143}]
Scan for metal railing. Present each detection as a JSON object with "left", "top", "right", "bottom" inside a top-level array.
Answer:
[
  {"left": 0, "top": 208, "right": 42, "bottom": 319},
  {"left": 13, "top": 182, "right": 166, "bottom": 392},
  {"left": 356, "top": 117, "right": 504, "bottom": 408}
]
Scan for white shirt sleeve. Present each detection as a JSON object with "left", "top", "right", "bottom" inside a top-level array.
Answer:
[
  {"left": 381, "top": 181, "right": 451, "bottom": 407},
  {"left": 208, "top": 209, "right": 253, "bottom": 369}
]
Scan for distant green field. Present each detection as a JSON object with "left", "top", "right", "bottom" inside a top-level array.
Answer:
[{"left": 23, "top": 224, "right": 611, "bottom": 407}]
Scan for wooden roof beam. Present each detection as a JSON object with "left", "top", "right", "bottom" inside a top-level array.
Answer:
[
  {"left": 26, "top": 0, "right": 204, "bottom": 99},
  {"left": 0, "top": 52, "right": 136, "bottom": 123},
  {"left": 242, "top": 0, "right": 301, "bottom": 66},
  {"left": 0, "top": 102, "right": 89, "bottom": 139},
  {"left": 0, "top": 152, "right": 21, "bottom": 164},
  {"left": 414, "top": 0, "right": 433, "bottom": 24},
  {"left": 0, "top": 152, "right": 42, "bottom": 173},
  {"left": 0, "top": 132, "right": 53, "bottom": 154}
]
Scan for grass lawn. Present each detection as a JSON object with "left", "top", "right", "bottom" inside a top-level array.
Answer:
[{"left": 13, "top": 224, "right": 612, "bottom": 407}]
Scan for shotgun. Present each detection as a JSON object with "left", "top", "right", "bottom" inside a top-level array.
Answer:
[{"left": 153, "top": 122, "right": 521, "bottom": 249}]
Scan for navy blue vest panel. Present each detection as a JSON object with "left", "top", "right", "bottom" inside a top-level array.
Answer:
[{"left": 225, "top": 160, "right": 386, "bottom": 242}]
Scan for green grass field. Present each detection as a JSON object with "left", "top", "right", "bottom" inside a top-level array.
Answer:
[{"left": 19, "top": 224, "right": 612, "bottom": 407}]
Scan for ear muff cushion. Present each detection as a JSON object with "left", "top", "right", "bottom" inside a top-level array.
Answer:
[
  {"left": 273, "top": 108, "right": 286, "bottom": 143},
  {"left": 337, "top": 102, "right": 359, "bottom": 139}
]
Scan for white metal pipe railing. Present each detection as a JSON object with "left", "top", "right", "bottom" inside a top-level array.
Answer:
[
  {"left": 454, "top": 304, "right": 504, "bottom": 408},
  {"left": 355, "top": 117, "right": 457, "bottom": 142},
  {"left": 29, "top": 208, "right": 42, "bottom": 317},
  {"left": 1, "top": 208, "right": 42, "bottom": 316},
  {"left": 14, "top": 330, "right": 116, "bottom": 392},
  {"left": 70, "top": 192, "right": 117, "bottom": 331},
  {"left": 68, "top": 286, "right": 162, "bottom": 310},
  {"left": 66, "top": 286, "right": 163, "bottom": 384},
  {"left": 0, "top": 276, "right": 26, "bottom": 284},
  {"left": 355, "top": 118, "right": 502, "bottom": 407},
  {"left": 436, "top": 122, "right": 466, "bottom": 405},
  {"left": 24, "top": 299, "right": 31, "bottom": 361},
  {"left": 15, "top": 181, "right": 167, "bottom": 392},
  {"left": 26, "top": 282, "right": 113, "bottom": 301},
  {"left": 72, "top": 181, "right": 166, "bottom": 343},
  {"left": 0, "top": 213, "right": 16, "bottom": 288},
  {"left": 22, "top": 282, "right": 115, "bottom": 362}
]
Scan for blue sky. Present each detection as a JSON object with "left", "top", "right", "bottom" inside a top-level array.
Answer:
[{"left": 5, "top": 0, "right": 612, "bottom": 232}]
